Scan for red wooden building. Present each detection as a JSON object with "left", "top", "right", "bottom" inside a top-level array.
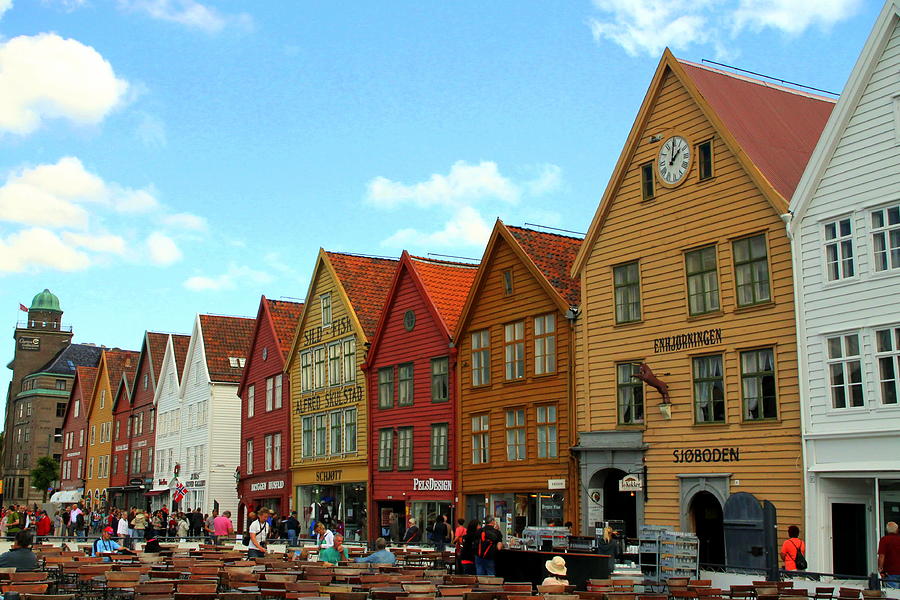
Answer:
[
  {"left": 237, "top": 296, "right": 304, "bottom": 531},
  {"left": 58, "top": 366, "right": 97, "bottom": 502},
  {"left": 364, "top": 252, "right": 478, "bottom": 541}
]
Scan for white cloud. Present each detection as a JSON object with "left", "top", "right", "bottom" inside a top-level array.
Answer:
[
  {"left": 135, "top": 112, "right": 167, "bottom": 148},
  {"left": 0, "top": 33, "right": 129, "bottom": 135},
  {"left": 114, "top": 186, "right": 160, "bottom": 213},
  {"left": 0, "top": 0, "right": 12, "bottom": 20},
  {"left": 0, "top": 228, "right": 91, "bottom": 273},
  {"left": 162, "top": 212, "right": 207, "bottom": 231},
  {"left": 62, "top": 232, "right": 127, "bottom": 255},
  {"left": 382, "top": 205, "right": 493, "bottom": 249},
  {"left": 588, "top": 0, "right": 860, "bottom": 57},
  {"left": 146, "top": 231, "right": 182, "bottom": 265},
  {"left": 525, "top": 164, "right": 563, "bottom": 196},
  {"left": 118, "top": 0, "right": 252, "bottom": 33},
  {"left": 183, "top": 264, "right": 272, "bottom": 292}
]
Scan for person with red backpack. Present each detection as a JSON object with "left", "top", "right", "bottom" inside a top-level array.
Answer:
[{"left": 475, "top": 517, "right": 503, "bottom": 575}]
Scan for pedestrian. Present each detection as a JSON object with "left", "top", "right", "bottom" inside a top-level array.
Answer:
[
  {"left": 132, "top": 509, "right": 148, "bottom": 539},
  {"left": 458, "top": 519, "right": 480, "bottom": 575},
  {"left": 431, "top": 515, "right": 448, "bottom": 551},
  {"left": 780, "top": 525, "right": 807, "bottom": 571},
  {"left": 117, "top": 509, "right": 132, "bottom": 549},
  {"left": 204, "top": 510, "right": 217, "bottom": 544},
  {"left": 284, "top": 511, "right": 300, "bottom": 547},
  {"left": 247, "top": 508, "right": 271, "bottom": 558},
  {"left": 403, "top": 518, "right": 421, "bottom": 544},
  {"left": 315, "top": 521, "right": 335, "bottom": 549},
  {"left": 35, "top": 510, "right": 52, "bottom": 539},
  {"left": 4, "top": 505, "right": 21, "bottom": 540},
  {"left": 879, "top": 521, "right": 900, "bottom": 588},
  {"left": 388, "top": 512, "right": 401, "bottom": 543},
  {"left": 176, "top": 513, "right": 189, "bottom": 538},
  {"left": 475, "top": 517, "right": 503, "bottom": 576},
  {"left": 189, "top": 507, "right": 204, "bottom": 537},
  {"left": 213, "top": 510, "right": 234, "bottom": 546}
]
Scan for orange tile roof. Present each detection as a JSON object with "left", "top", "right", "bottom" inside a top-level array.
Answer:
[
  {"left": 409, "top": 256, "right": 479, "bottom": 333},
  {"left": 265, "top": 298, "right": 304, "bottom": 359},
  {"left": 199, "top": 314, "right": 255, "bottom": 383},
  {"left": 172, "top": 334, "right": 191, "bottom": 379},
  {"left": 75, "top": 366, "right": 99, "bottom": 402},
  {"left": 104, "top": 349, "right": 140, "bottom": 393},
  {"left": 680, "top": 60, "right": 835, "bottom": 202},
  {"left": 507, "top": 226, "right": 583, "bottom": 305},
  {"left": 145, "top": 332, "right": 169, "bottom": 382},
  {"left": 326, "top": 252, "right": 399, "bottom": 339}
]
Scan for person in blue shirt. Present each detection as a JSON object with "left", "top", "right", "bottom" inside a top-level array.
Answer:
[
  {"left": 92, "top": 526, "right": 122, "bottom": 560},
  {"left": 355, "top": 537, "right": 396, "bottom": 565}
]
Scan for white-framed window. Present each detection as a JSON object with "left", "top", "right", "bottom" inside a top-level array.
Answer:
[
  {"left": 431, "top": 357, "right": 449, "bottom": 402},
  {"left": 246, "top": 439, "right": 254, "bottom": 475},
  {"left": 328, "top": 342, "right": 341, "bottom": 386},
  {"left": 536, "top": 404, "right": 558, "bottom": 458},
  {"left": 378, "top": 367, "right": 394, "bottom": 409},
  {"left": 472, "top": 414, "right": 489, "bottom": 464},
  {"left": 147, "top": 447, "right": 153, "bottom": 474},
  {"left": 733, "top": 234, "right": 771, "bottom": 306},
  {"left": 100, "top": 389, "right": 106, "bottom": 408},
  {"left": 614, "top": 261, "right": 642, "bottom": 322},
  {"left": 872, "top": 204, "right": 900, "bottom": 272},
  {"left": 90, "top": 425, "right": 95, "bottom": 445},
  {"left": 342, "top": 338, "right": 356, "bottom": 383},
  {"left": 826, "top": 333, "right": 864, "bottom": 409},
  {"left": 471, "top": 329, "right": 490, "bottom": 386},
  {"left": 505, "top": 408, "right": 526, "bottom": 461},
  {"left": 274, "top": 374, "right": 283, "bottom": 410},
  {"left": 247, "top": 384, "right": 255, "bottom": 418},
  {"left": 74, "top": 400, "right": 80, "bottom": 418},
  {"left": 685, "top": 245, "right": 720, "bottom": 315},
  {"left": 88, "top": 457, "right": 94, "bottom": 479},
  {"left": 300, "top": 351, "right": 313, "bottom": 392},
  {"left": 617, "top": 363, "right": 644, "bottom": 424},
  {"left": 693, "top": 354, "right": 725, "bottom": 423},
  {"left": 314, "top": 347, "right": 326, "bottom": 389},
  {"left": 302, "top": 416, "right": 313, "bottom": 458},
  {"left": 824, "top": 217, "right": 854, "bottom": 280},
  {"left": 534, "top": 313, "right": 556, "bottom": 375},
  {"left": 321, "top": 294, "right": 332, "bottom": 327},
  {"left": 378, "top": 428, "right": 394, "bottom": 470},
  {"left": 115, "top": 420, "right": 120, "bottom": 441},
  {"left": 344, "top": 407, "right": 357, "bottom": 453},
  {"left": 876, "top": 326, "right": 900, "bottom": 405},
  {"left": 741, "top": 348, "right": 777, "bottom": 420},
  {"left": 430, "top": 423, "right": 449, "bottom": 469},
  {"left": 264, "top": 434, "right": 273, "bottom": 471},
  {"left": 504, "top": 321, "right": 525, "bottom": 380},
  {"left": 265, "top": 377, "right": 274, "bottom": 412},
  {"left": 273, "top": 433, "right": 281, "bottom": 470},
  {"left": 397, "top": 427, "right": 413, "bottom": 470},
  {"left": 79, "top": 428, "right": 84, "bottom": 447}
]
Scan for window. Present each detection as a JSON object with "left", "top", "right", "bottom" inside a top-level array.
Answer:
[
  {"left": 321, "top": 294, "right": 332, "bottom": 327},
  {"left": 314, "top": 347, "right": 326, "bottom": 388},
  {"left": 871, "top": 205, "right": 900, "bottom": 271},
  {"left": 90, "top": 425, "right": 95, "bottom": 445},
  {"left": 471, "top": 330, "right": 490, "bottom": 386},
  {"left": 641, "top": 162, "right": 654, "bottom": 200},
  {"left": 79, "top": 429, "right": 84, "bottom": 447},
  {"left": 273, "top": 433, "right": 281, "bottom": 470},
  {"left": 265, "top": 434, "right": 273, "bottom": 471},
  {"left": 74, "top": 400, "right": 80, "bottom": 418},
  {"left": 88, "top": 457, "right": 94, "bottom": 479},
  {"left": 134, "top": 449, "right": 142, "bottom": 473},
  {"left": 147, "top": 447, "right": 153, "bottom": 474},
  {"left": 100, "top": 389, "right": 106, "bottom": 408},
  {"left": 534, "top": 314, "right": 556, "bottom": 375},
  {"left": 266, "top": 377, "right": 274, "bottom": 411},
  {"left": 617, "top": 363, "right": 644, "bottom": 424},
  {"left": 827, "top": 333, "right": 864, "bottom": 408},
  {"left": 115, "top": 420, "right": 120, "bottom": 440},
  {"left": 536, "top": 405, "right": 557, "bottom": 458},
  {"left": 246, "top": 439, "right": 253, "bottom": 475},
  {"left": 328, "top": 343, "right": 341, "bottom": 386},
  {"left": 825, "top": 218, "right": 854, "bottom": 280},
  {"left": 302, "top": 416, "right": 313, "bottom": 458},
  {"left": 143, "top": 373, "right": 149, "bottom": 390},
  {"left": 698, "top": 139, "right": 713, "bottom": 180},
  {"left": 472, "top": 414, "right": 489, "bottom": 464},
  {"left": 876, "top": 327, "right": 900, "bottom": 405},
  {"left": 274, "top": 374, "right": 283, "bottom": 410},
  {"left": 398, "top": 363, "right": 414, "bottom": 406},
  {"left": 502, "top": 270, "right": 514, "bottom": 296},
  {"left": 55, "top": 379, "right": 66, "bottom": 390},
  {"left": 741, "top": 348, "right": 777, "bottom": 420},
  {"left": 685, "top": 246, "right": 720, "bottom": 315},
  {"left": 733, "top": 234, "right": 771, "bottom": 306},
  {"left": 330, "top": 411, "right": 342, "bottom": 454},
  {"left": 247, "top": 384, "right": 255, "bottom": 418},
  {"left": 344, "top": 408, "right": 357, "bottom": 453},
  {"left": 300, "top": 351, "right": 313, "bottom": 391},
  {"left": 397, "top": 427, "right": 413, "bottom": 470},
  {"left": 504, "top": 321, "right": 525, "bottom": 380},
  {"left": 378, "top": 428, "right": 394, "bottom": 470},
  {"left": 315, "top": 414, "right": 327, "bottom": 456},
  {"left": 137, "top": 412, "right": 144, "bottom": 435},
  {"left": 505, "top": 408, "right": 526, "bottom": 461},
  {"left": 342, "top": 338, "right": 356, "bottom": 383},
  {"left": 614, "top": 262, "right": 641, "bottom": 323},
  {"left": 693, "top": 355, "right": 725, "bottom": 423},
  {"left": 378, "top": 367, "right": 394, "bottom": 409},
  {"left": 431, "top": 423, "right": 449, "bottom": 469},
  {"left": 431, "top": 357, "right": 449, "bottom": 402},
  {"left": 113, "top": 455, "right": 118, "bottom": 475},
  {"left": 77, "top": 458, "right": 83, "bottom": 478}
]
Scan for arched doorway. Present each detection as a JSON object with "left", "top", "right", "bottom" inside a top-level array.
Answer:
[
  {"left": 689, "top": 491, "right": 725, "bottom": 565},
  {"left": 588, "top": 468, "right": 637, "bottom": 538}
]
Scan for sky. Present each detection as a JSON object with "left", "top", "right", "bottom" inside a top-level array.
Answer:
[{"left": 0, "top": 0, "right": 883, "bottom": 418}]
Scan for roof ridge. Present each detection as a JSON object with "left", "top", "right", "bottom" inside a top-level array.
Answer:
[
  {"left": 200, "top": 313, "right": 255, "bottom": 321},
  {"left": 409, "top": 255, "right": 480, "bottom": 268},
  {"left": 325, "top": 250, "right": 397, "bottom": 261},
  {"left": 507, "top": 224, "right": 585, "bottom": 241},
  {"left": 678, "top": 58, "right": 836, "bottom": 103}
]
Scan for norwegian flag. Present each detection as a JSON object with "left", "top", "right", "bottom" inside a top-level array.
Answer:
[
  {"left": 19, "top": 304, "right": 28, "bottom": 312},
  {"left": 173, "top": 480, "right": 187, "bottom": 504}
]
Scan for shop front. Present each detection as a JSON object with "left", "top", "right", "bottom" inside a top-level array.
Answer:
[
  {"left": 295, "top": 464, "right": 368, "bottom": 542},
  {"left": 372, "top": 475, "right": 455, "bottom": 542},
  {"left": 239, "top": 474, "right": 291, "bottom": 531},
  {"left": 466, "top": 480, "right": 567, "bottom": 538}
]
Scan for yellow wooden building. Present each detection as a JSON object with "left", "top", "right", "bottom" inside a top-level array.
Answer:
[
  {"left": 570, "top": 50, "right": 834, "bottom": 563},
  {"left": 286, "top": 250, "right": 397, "bottom": 542}
]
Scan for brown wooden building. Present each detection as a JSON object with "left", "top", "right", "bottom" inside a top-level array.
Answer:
[
  {"left": 455, "top": 220, "right": 582, "bottom": 534},
  {"left": 570, "top": 50, "right": 833, "bottom": 562}
]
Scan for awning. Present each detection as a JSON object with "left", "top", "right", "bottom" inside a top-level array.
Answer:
[
  {"left": 144, "top": 489, "right": 168, "bottom": 497},
  {"left": 49, "top": 490, "right": 82, "bottom": 504}
]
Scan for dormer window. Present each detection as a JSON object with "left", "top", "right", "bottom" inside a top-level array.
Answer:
[
  {"left": 321, "top": 294, "right": 332, "bottom": 327},
  {"left": 228, "top": 357, "right": 246, "bottom": 368},
  {"left": 502, "top": 270, "right": 514, "bottom": 296}
]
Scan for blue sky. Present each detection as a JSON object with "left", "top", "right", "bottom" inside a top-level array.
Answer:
[{"left": 0, "top": 0, "right": 882, "bottom": 414}]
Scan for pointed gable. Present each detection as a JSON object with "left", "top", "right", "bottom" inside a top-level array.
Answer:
[
  {"left": 64, "top": 366, "right": 98, "bottom": 422},
  {"left": 146, "top": 332, "right": 169, "bottom": 383},
  {"left": 408, "top": 255, "right": 478, "bottom": 334},
  {"left": 172, "top": 334, "right": 191, "bottom": 380},
  {"left": 105, "top": 350, "right": 140, "bottom": 394},
  {"left": 198, "top": 314, "right": 255, "bottom": 383},
  {"left": 266, "top": 298, "right": 305, "bottom": 358},
  {"left": 326, "top": 252, "right": 399, "bottom": 339},
  {"left": 507, "top": 226, "right": 582, "bottom": 306}
]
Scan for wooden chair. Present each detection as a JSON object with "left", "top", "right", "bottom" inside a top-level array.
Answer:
[
  {"left": 448, "top": 576, "right": 479, "bottom": 585},
  {"left": 1, "top": 583, "right": 50, "bottom": 594},
  {"left": 504, "top": 584, "right": 534, "bottom": 593},
  {"left": 861, "top": 592, "right": 883, "bottom": 599},
  {"left": 9, "top": 571, "right": 47, "bottom": 582},
  {"left": 219, "top": 594, "right": 262, "bottom": 600},
  {"left": 176, "top": 581, "right": 218, "bottom": 593},
  {"left": 814, "top": 589, "right": 834, "bottom": 600},
  {"left": 689, "top": 582, "right": 713, "bottom": 590},
  {"left": 539, "top": 586, "right": 567, "bottom": 594},
  {"left": 332, "top": 592, "right": 369, "bottom": 600},
  {"left": 837, "top": 590, "right": 860, "bottom": 600},
  {"left": 637, "top": 594, "right": 668, "bottom": 600},
  {"left": 729, "top": 586, "right": 756, "bottom": 600},
  {"left": 576, "top": 592, "right": 606, "bottom": 600}
]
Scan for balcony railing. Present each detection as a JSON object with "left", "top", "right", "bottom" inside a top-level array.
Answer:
[{"left": 16, "top": 321, "right": 73, "bottom": 332}]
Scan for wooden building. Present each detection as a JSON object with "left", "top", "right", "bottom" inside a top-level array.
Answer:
[
  {"left": 455, "top": 221, "right": 582, "bottom": 533},
  {"left": 108, "top": 369, "right": 136, "bottom": 507},
  {"left": 364, "top": 252, "right": 478, "bottom": 541},
  {"left": 286, "top": 250, "right": 398, "bottom": 542},
  {"left": 570, "top": 50, "right": 833, "bottom": 562},
  {"left": 57, "top": 366, "right": 98, "bottom": 503},
  {"left": 237, "top": 296, "right": 304, "bottom": 531}
]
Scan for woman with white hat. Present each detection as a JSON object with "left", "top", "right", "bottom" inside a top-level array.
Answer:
[{"left": 542, "top": 555, "right": 569, "bottom": 586}]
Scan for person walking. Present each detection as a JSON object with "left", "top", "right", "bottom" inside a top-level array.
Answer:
[
  {"left": 247, "top": 508, "right": 271, "bottom": 558},
  {"left": 458, "top": 519, "right": 480, "bottom": 575},
  {"left": 284, "top": 511, "right": 300, "bottom": 547},
  {"left": 780, "top": 525, "right": 806, "bottom": 571},
  {"left": 213, "top": 510, "right": 234, "bottom": 546},
  {"left": 4, "top": 505, "right": 21, "bottom": 540},
  {"left": 432, "top": 515, "right": 449, "bottom": 552},
  {"left": 315, "top": 522, "right": 335, "bottom": 549},
  {"left": 132, "top": 509, "right": 148, "bottom": 539},
  {"left": 879, "top": 521, "right": 900, "bottom": 588},
  {"left": 475, "top": 517, "right": 503, "bottom": 576}
]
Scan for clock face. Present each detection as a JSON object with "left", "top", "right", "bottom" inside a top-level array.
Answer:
[{"left": 657, "top": 135, "right": 691, "bottom": 185}]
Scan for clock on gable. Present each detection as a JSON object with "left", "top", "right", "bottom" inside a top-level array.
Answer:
[{"left": 657, "top": 135, "right": 692, "bottom": 186}]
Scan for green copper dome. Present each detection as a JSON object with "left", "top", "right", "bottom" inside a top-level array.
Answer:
[{"left": 30, "top": 289, "right": 62, "bottom": 313}]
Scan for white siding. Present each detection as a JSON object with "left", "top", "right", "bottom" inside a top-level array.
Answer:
[
  {"left": 151, "top": 335, "right": 183, "bottom": 497},
  {"left": 205, "top": 383, "right": 241, "bottom": 514},
  {"left": 179, "top": 317, "right": 210, "bottom": 512}
]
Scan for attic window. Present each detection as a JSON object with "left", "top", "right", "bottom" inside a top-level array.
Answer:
[
  {"left": 66, "top": 360, "right": 75, "bottom": 371},
  {"left": 698, "top": 139, "right": 714, "bottom": 180},
  {"left": 641, "top": 163, "right": 655, "bottom": 200},
  {"left": 502, "top": 270, "right": 514, "bottom": 296},
  {"left": 228, "top": 357, "right": 247, "bottom": 368},
  {"left": 262, "top": 347, "right": 268, "bottom": 361},
  {"left": 321, "top": 294, "right": 332, "bottom": 327}
]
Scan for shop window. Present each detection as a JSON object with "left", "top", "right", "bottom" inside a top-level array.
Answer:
[
  {"left": 330, "top": 411, "right": 343, "bottom": 454},
  {"left": 300, "top": 351, "right": 313, "bottom": 391},
  {"left": 342, "top": 338, "right": 356, "bottom": 383},
  {"left": 378, "top": 367, "right": 394, "bottom": 409},
  {"left": 398, "top": 363, "right": 414, "bottom": 407},
  {"left": 344, "top": 407, "right": 357, "bottom": 453},
  {"left": 876, "top": 327, "right": 900, "bottom": 404},
  {"left": 827, "top": 333, "right": 864, "bottom": 408},
  {"left": 246, "top": 439, "right": 253, "bottom": 475},
  {"left": 536, "top": 405, "right": 557, "bottom": 458},
  {"left": 397, "top": 427, "right": 413, "bottom": 471},
  {"left": 872, "top": 204, "right": 900, "bottom": 271},
  {"left": 698, "top": 139, "right": 713, "bottom": 180},
  {"left": 321, "top": 293, "right": 332, "bottom": 327},
  {"left": 824, "top": 218, "right": 854, "bottom": 280},
  {"left": 741, "top": 348, "right": 777, "bottom": 420},
  {"left": 315, "top": 414, "right": 327, "bottom": 456},
  {"left": 431, "top": 357, "right": 449, "bottom": 402},
  {"left": 641, "top": 162, "right": 655, "bottom": 200},
  {"left": 693, "top": 355, "right": 725, "bottom": 423},
  {"left": 614, "top": 262, "right": 641, "bottom": 323},
  {"left": 472, "top": 414, "right": 489, "bottom": 464},
  {"left": 534, "top": 314, "right": 556, "bottom": 375},
  {"left": 471, "top": 329, "right": 490, "bottom": 386},
  {"left": 733, "top": 234, "right": 771, "bottom": 306},
  {"left": 266, "top": 377, "right": 274, "bottom": 411},
  {"left": 505, "top": 408, "right": 526, "bottom": 461},
  {"left": 685, "top": 245, "right": 720, "bottom": 315},
  {"left": 328, "top": 343, "right": 341, "bottom": 386},
  {"left": 247, "top": 384, "right": 255, "bottom": 418},
  {"left": 617, "top": 363, "right": 644, "bottom": 424},
  {"left": 504, "top": 321, "right": 525, "bottom": 380},
  {"left": 314, "top": 347, "right": 326, "bottom": 389},
  {"left": 302, "top": 416, "right": 313, "bottom": 458},
  {"left": 378, "top": 428, "right": 394, "bottom": 470},
  {"left": 431, "top": 423, "right": 449, "bottom": 469},
  {"left": 503, "top": 270, "right": 514, "bottom": 296}
]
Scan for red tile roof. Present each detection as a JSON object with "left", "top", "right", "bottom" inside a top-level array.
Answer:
[
  {"left": 75, "top": 366, "right": 98, "bottom": 404},
  {"left": 172, "top": 334, "right": 191, "bottom": 379},
  {"left": 507, "top": 226, "right": 583, "bottom": 305},
  {"left": 104, "top": 349, "right": 140, "bottom": 394},
  {"left": 326, "top": 252, "right": 399, "bottom": 339},
  {"left": 409, "top": 256, "right": 478, "bottom": 333},
  {"left": 199, "top": 314, "right": 255, "bottom": 383},
  {"left": 265, "top": 298, "right": 304, "bottom": 359},
  {"left": 680, "top": 60, "right": 835, "bottom": 202},
  {"left": 146, "top": 332, "right": 169, "bottom": 383}
]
